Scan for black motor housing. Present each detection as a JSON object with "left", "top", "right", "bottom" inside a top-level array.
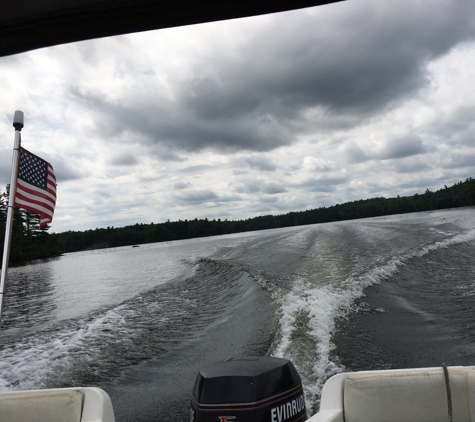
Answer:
[{"left": 191, "top": 356, "right": 307, "bottom": 422}]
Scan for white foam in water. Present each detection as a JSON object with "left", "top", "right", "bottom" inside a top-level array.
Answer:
[
  {"left": 1, "top": 211, "right": 474, "bottom": 411},
  {"left": 0, "top": 306, "right": 129, "bottom": 391},
  {"left": 272, "top": 227, "right": 475, "bottom": 414}
]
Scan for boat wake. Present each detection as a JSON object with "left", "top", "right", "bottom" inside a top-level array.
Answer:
[
  {"left": 0, "top": 257, "right": 272, "bottom": 392},
  {"left": 268, "top": 226, "right": 475, "bottom": 414}
]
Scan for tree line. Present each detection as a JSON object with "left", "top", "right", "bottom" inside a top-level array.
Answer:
[
  {"left": 1, "top": 177, "right": 474, "bottom": 261},
  {"left": 54, "top": 177, "right": 475, "bottom": 253},
  {"left": 0, "top": 188, "right": 60, "bottom": 265}
]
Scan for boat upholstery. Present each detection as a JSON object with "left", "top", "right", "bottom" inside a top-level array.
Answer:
[
  {"left": 343, "top": 367, "right": 475, "bottom": 422},
  {"left": 0, "top": 387, "right": 115, "bottom": 422},
  {"left": 0, "top": 389, "right": 83, "bottom": 422}
]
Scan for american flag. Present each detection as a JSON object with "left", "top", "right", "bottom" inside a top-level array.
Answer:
[{"left": 14, "top": 145, "right": 57, "bottom": 228}]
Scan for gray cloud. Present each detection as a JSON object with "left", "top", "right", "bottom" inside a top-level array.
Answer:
[
  {"left": 175, "top": 189, "right": 219, "bottom": 205},
  {"left": 392, "top": 160, "right": 433, "bottom": 174},
  {"left": 180, "top": 0, "right": 475, "bottom": 118},
  {"left": 234, "top": 182, "right": 259, "bottom": 194},
  {"left": 451, "top": 105, "right": 475, "bottom": 125},
  {"left": 92, "top": 190, "right": 113, "bottom": 203},
  {"left": 233, "top": 180, "right": 286, "bottom": 195},
  {"left": 344, "top": 135, "right": 434, "bottom": 165},
  {"left": 173, "top": 181, "right": 193, "bottom": 189},
  {"left": 110, "top": 153, "right": 138, "bottom": 166},
  {"left": 259, "top": 196, "right": 279, "bottom": 204},
  {"left": 345, "top": 144, "right": 370, "bottom": 164},
  {"left": 69, "top": 0, "right": 475, "bottom": 157},
  {"left": 242, "top": 155, "right": 277, "bottom": 172},
  {"left": 441, "top": 152, "right": 475, "bottom": 170},
  {"left": 380, "top": 135, "right": 433, "bottom": 160},
  {"left": 177, "top": 164, "right": 215, "bottom": 174},
  {"left": 263, "top": 183, "right": 286, "bottom": 194},
  {"left": 49, "top": 159, "right": 83, "bottom": 182},
  {"left": 232, "top": 169, "right": 249, "bottom": 175},
  {"left": 297, "top": 175, "right": 349, "bottom": 192}
]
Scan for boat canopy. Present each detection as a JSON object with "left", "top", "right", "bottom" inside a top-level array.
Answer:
[{"left": 0, "top": 0, "right": 342, "bottom": 57}]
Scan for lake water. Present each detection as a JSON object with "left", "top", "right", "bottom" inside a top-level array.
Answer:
[{"left": 0, "top": 208, "right": 474, "bottom": 420}]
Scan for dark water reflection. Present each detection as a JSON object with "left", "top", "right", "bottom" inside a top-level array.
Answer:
[
  {"left": 0, "top": 209, "right": 474, "bottom": 421},
  {"left": 0, "top": 264, "right": 56, "bottom": 336}
]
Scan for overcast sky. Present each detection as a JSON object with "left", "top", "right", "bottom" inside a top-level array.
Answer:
[{"left": 1, "top": 0, "right": 474, "bottom": 233}]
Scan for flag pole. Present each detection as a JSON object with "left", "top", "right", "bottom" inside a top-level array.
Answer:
[{"left": 0, "top": 110, "right": 24, "bottom": 322}]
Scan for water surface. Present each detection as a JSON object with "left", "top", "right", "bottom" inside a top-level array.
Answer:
[{"left": 1, "top": 208, "right": 474, "bottom": 419}]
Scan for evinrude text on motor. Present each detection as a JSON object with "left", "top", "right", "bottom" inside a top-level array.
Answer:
[{"left": 191, "top": 356, "right": 307, "bottom": 422}]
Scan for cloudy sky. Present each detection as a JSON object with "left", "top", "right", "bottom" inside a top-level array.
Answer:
[{"left": 1, "top": 0, "right": 474, "bottom": 233}]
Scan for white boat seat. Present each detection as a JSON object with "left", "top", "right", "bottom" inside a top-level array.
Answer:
[
  {"left": 343, "top": 368, "right": 475, "bottom": 422},
  {"left": 0, "top": 389, "right": 83, "bottom": 422}
]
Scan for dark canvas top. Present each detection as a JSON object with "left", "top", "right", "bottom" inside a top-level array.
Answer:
[{"left": 0, "top": 0, "right": 342, "bottom": 57}]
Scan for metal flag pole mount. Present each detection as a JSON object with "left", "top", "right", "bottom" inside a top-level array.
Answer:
[{"left": 0, "top": 110, "right": 24, "bottom": 322}]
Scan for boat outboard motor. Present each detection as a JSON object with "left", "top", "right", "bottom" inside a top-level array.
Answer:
[{"left": 191, "top": 356, "right": 307, "bottom": 422}]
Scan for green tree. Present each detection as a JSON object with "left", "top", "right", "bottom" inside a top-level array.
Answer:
[{"left": 0, "top": 185, "right": 60, "bottom": 266}]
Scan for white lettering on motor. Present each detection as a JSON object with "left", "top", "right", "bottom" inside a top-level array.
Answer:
[{"left": 270, "top": 394, "right": 305, "bottom": 422}]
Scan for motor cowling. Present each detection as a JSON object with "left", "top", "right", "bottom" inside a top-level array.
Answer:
[{"left": 191, "top": 356, "right": 307, "bottom": 422}]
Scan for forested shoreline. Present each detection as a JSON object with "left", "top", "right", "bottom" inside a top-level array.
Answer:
[
  {"left": 54, "top": 177, "right": 475, "bottom": 254},
  {"left": 0, "top": 189, "right": 60, "bottom": 265},
  {"left": 1, "top": 177, "right": 474, "bottom": 262}
]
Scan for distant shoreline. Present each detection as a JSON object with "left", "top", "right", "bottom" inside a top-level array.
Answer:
[{"left": 54, "top": 178, "right": 475, "bottom": 253}]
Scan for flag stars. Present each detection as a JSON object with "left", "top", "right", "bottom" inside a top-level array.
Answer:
[{"left": 18, "top": 148, "right": 48, "bottom": 190}]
